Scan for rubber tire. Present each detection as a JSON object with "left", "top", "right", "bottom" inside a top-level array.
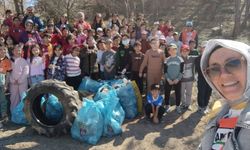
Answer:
[{"left": 24, "top": 80, "right": 82, "bottom": 137}]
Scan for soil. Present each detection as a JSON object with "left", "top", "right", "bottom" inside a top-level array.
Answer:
[{"left": 0, "top": 85, "right": 214, "bottom": 150}]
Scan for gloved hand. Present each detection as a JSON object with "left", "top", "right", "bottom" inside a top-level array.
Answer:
[{"left": 121, "top": 68, "right": 127, "bottom": 75}]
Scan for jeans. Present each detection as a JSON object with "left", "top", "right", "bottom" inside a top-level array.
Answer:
[
  {"left": 29, "top": 75, "right": 44, "bottom": 86},
  {"left": 0, "top": 86, "right": 7, "bottom": 118}
]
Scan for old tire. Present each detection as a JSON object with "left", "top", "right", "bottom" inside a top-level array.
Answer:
[{"left": 24, "top": 80, "right": 82, "bottom": 137}]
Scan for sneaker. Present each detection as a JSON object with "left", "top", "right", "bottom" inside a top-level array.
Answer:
[
  {"left": 180, "top": 104, "right": 187, "bottom": 109},
  {"left": 176, "top": 106, "right": 182, "bottom": 114},
  {"left": 203, "top": 107, "right": 210, "bottom": 114},
  {"left": 165, "top": 105, "right": 171, "bottom": 113},
  {"left": 187, "top": 105, "right": 193, "bottom": 111}
]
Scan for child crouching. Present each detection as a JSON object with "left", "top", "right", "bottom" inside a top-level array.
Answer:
[{"left": 145, "top": 84, "right": 165, "bottom": 124}]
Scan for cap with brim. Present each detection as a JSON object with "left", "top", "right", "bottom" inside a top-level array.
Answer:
[
  {"left": 151, "top": 84, "right": 160, "bottom": 90},
  {"left": 105, "top": 39, "right": 113, "bottom": 43},
  {"left": 181, "top": 44, "right": 190, "bottom": 51},
  {"left": 25, "top": 19, "right": 34, "bottom": 25},
  {"left": 168, "top": 43, "right": 177, "bottom": 49},
  {"left": 97, "top": 28, "right": 103, "bottom": 32},
  {"left": 173, "top": 32, "right": 179, "bottom": 36}
]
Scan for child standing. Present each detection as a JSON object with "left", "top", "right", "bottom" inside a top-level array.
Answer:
[
  {"left": 64, "top": 46, "right": 82, "bottom": 90},
  {"left": 180, "top": 45, "right": 197, "bottom": 111},
  {"left": 129, "top": 41, "right": 144, "bottom": 93},
  {"left": 96, "top": 39, "right": 106, "bottom": 80},
  {"left": 9, "top": 44, "right": 29, "bottom": 111},
  {"left": 195, "top": 41, "right": 212, "bottom": 114},
  {"left": 145, "top": 84, "right": 165, "bottom": 124},
  {"left": 0, "top": 46, "right": 12, "bottom": 127},
  {"left": 47, "top": 45, "right": 66, "bottom": 81},
  {"left": 139, "top": 38, "right": 165, "bottom": 92},
  {"left": 164, "top": 43, "right": 184, "bottom": 114},
  {"left": 27, "top": 44, "right": 45, "bottom": 86},
  {"left": 101, "top": 39, "right": 116, "bottom": 80}
]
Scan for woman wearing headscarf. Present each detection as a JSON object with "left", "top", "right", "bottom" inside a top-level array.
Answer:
[{"left": 198, "top": 39, "right": 250, "bottom": 150}]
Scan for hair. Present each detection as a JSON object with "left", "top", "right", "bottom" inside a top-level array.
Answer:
[
  {"left": 134, "top": 41, "right": 142, "bottom": 47},
  {"left": 30, "top": 44, "right": 40, "bottom": 63},
  {"left": 189, "top": 40, "right": 196, "bottom": 45},
  {"left": 150, "top": 38, "right": 159, "bottom": 43},
  {"left": 50, "top": 44, "right": 63, "bottom": 63},
  {"left": 5, "top": 9, "right": 12, "bottom": 14}
]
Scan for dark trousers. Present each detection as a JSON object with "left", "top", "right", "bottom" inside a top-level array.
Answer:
[
  {"left": 65, "top": 75, "right": 82, "bottom": 90},
  {"left": 197, "top": 77, "right": 212, "bottom": 108},
  {"left": 131, "top": 71, "right": 143, "bottom": 93},
  {"left": 165, "top": 80, "right": 181, "bottom": 106},
  {"left": 145, "top": 103, "right": 165, "bottom": 120}
]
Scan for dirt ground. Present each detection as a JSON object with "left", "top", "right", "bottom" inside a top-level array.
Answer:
[
  {"left": 0, "top": 83, "right": 219, "bottom": 150},
  {"left": 0, "top": 101, "right": 210, "bottom": 150}
]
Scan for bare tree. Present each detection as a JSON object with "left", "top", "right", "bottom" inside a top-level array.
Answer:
[
  {"left": 232, "top": 0, "right": 241, "bottom": 37},
  {"left": 242, "top": 0, "right": 250, "bottom": 28},
  {"left": 13, "top": 0, "right": 24, "bottom": 14}
]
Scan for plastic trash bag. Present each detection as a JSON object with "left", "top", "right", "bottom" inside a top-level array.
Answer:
[
  {"left": 11, "top": 92, "right": 29, "bottom": 125},
  {"left": 95, "top": 85, "right": 125, "bottom": 137},
  {"left": 71, "top": 99, "right": 104, "bottom": 145},
  {"left": 131, "top": 81, "right": 143, "bottom": 114},
  {"left": 78, "top": 77, "right": 103, "bottom": 93},
  {"left": 40, "top": 95, "right": 63, "bottom": 123},
  {"left": 116, "top": 82, "right": 138, "bottom": 119}
]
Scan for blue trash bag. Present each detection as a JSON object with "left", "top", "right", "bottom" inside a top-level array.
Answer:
[
  {"left": 93, "top": 84, "right": 117, "bottom": 101},
  {"left": 78, "top": 77, "right": 103, "bottom": 93},
  {"left": 100, "top": 79, "right": 128, "bottom": 89},
  {"left": 11, "top": 92, "right": 29, "bottom": 125},
  {"left": 40, "top": 95, "right": 63, "bottom": 123},
  {"left": 94, "top": 85, "right": 125, "bottom": 137},
  {"left": 71, "top": 99, "right": 104, "bottom": 145},
  {"left": 116, "top": 82, "right": 138, "bottom": 119}
]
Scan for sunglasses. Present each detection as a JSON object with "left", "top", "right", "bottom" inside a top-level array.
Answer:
[{"left": 205, "top": 56, "right": 246, "bottom": 79}]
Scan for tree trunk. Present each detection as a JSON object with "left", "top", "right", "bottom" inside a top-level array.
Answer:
[
  {"left": 232, "top": 0, "right": 241, "bottom": 38},
  {"left": 242, "top": 0, "right": 250, "bottom": 28},
  {"left": 124, "top": 0, "right": 129, "bottom": 18},
  {"left": 141, "top": 0, "right": 145, "bottom": 14},
  {"left": 20, "top": 0, "right": 24, "bottom": 14},
  {"left": 13, "top": 0, "right": 21, "bottom": 14}
]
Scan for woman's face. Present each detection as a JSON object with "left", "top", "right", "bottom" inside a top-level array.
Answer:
[{"left": 207, "top": 48, "right": 247, "bottom": 101}]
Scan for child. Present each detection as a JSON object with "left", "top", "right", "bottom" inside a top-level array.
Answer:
[
  {"left": 129, "top": 41, "right": 144, "bottom": 93},
  {"left": 101, "top": 39, "right": 116, "bottom": 80},
  {"left": 164, "top": 43, "right": 184, "bottom": 114},
  {"left": 27, "top": 44, "right": 45, "bottom": 86},
  {"left": 64, "top": 46, "right": 82, "bottom": 90},
  {"left": 47, "top": 45, "right": 66, "bottom": 81},
  {"left": 139, "top": 38, "right": 165, "bottom": 92},
  {"left": 188, "top": 40, "right": 199, "bottom": 56},
  {"left": 195, "top": 41, "right": 212, "bottom": 114},
  {"left": 96, "top": 39, "right": 106, "bottom": 79},
  {"left": 180, "top": 45, "right": 197, "bottom": 111},
  {"left": 145, "top": 84, "right": 165, "bottom": 124},
  {"left": 116, "top": 34, "right": 133, "bottom": 77},
  {"left": 9, "top": 44, "right": 29, "bottom": 111},
  {"left": 0, "top": 46, "right": 12, "bottom": 127}
]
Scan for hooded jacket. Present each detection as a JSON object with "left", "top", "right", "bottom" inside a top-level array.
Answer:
[{"left": 199, "top": 39, "right": 250, "bottom": 150}]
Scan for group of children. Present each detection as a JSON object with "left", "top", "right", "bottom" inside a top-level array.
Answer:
[
  {"left": 144, "top": 40, "right": 212, "bottom": 124},
  {"left": 0, "top": 7, "right": 213, "bottom": 128}
]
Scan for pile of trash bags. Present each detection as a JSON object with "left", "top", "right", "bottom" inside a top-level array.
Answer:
[
  {"left": 10, "top": 77, "right": 142, "bottom": 145},
  {"left": 79, "top": 77, "right": 141, "bottom": 119},
  {"left": 72, "top": 77, "right": 142, "bottom": 145},
  {"left": 71, "top": 84, "right": 125, "bottom": 144}
]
